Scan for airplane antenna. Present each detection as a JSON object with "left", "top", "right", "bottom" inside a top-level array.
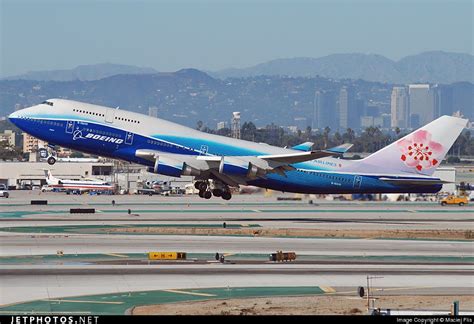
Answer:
[{"left": 116, "top": 106, "right": 120, "bottom": 110}]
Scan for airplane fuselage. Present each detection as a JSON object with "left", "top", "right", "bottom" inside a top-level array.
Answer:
[{"left": 9, "top": 99, "right": 444, "bottom": 195}]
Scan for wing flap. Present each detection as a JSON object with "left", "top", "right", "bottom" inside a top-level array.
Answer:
[{"left": 258, "top": 150, "right": 335, "bottom": 164}]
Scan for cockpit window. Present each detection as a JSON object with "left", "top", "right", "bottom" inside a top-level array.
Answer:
[{"left": 41, "top": 101, "right": 54, "bottom": 106}]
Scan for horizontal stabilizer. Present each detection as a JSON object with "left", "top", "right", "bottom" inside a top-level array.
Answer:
[
  {"left": 326, "top": 143, "right": 353, "bottom": 154},
  {"left": 259, "top": 150, "right": 336, "bottom": 164}
]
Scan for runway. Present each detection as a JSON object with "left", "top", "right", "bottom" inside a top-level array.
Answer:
[
  {"left": 1, "top": 234, "right": 472, "bottom": 256},
  {"left": 0, "top": 191, "right": 473, "bottom": 313}
]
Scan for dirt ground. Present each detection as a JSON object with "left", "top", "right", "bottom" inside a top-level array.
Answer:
[
  {"left": 102, "top": 227, "right": 473, "bottom": 241},
  {"left": 132, "top": 295, "right": 474, "bottom": 315}
]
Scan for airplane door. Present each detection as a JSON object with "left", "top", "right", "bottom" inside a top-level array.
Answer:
[
  {"left": 105, "top": 109, "right": 115, "bottom": 123},
  {"left": 65, "top": 121, "right": 75, "bottom": 134},
  {"left": 353, "top": 175, "right": 362, "bottom": 189},
  {"left": 199, "top": 145, "right": 208, "bottom": 156}
]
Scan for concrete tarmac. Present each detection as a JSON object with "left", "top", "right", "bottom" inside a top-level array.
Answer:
[{"left": 0, "top": 191, "right": 473, "bottom": 311}]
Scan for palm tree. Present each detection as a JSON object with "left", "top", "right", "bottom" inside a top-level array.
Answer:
[{"left": 323, "top": 127, "right": 331, "bottom": 149}]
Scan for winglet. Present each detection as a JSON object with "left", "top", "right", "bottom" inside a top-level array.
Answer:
[{"left": 291, "top": 142, "right": 314, "bottom": 151}]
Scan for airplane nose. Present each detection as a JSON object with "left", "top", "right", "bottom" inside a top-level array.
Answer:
[{"left": 8, "top": 111, "right": 19, "bottom": 124}]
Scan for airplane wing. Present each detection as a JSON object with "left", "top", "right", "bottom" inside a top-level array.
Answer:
[{"left": 135, "top": 148, "right": 340, "bottom": 186}]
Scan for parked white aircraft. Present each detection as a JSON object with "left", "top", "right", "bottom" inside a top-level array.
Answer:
[{"left": 44, "top": 170, "right": 114, "bottom": 192}]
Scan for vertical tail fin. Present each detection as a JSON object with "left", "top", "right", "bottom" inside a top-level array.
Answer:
[
  {"left": 360, "top": 115, "right": 468, "bottom": 176},
  {"left": 43, "top": 170, "right": 57, "bottom": 182}
]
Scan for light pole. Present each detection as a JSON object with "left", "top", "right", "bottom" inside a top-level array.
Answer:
[{"left": 366, "top": 275, "right": 384, "bottom": 314}]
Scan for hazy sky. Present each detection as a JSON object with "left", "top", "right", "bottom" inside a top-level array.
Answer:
[{"left": 1, "top": 0, "right": 472, "bottom": 77}]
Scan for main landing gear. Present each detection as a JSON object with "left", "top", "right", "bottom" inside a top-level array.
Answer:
[{"left": 194, "top": 181, "right": 232, "bottom": 200}]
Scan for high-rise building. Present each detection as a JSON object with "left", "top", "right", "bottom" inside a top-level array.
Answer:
[
  {"left": 353, "top": 99, "right": 366, "bottom": 130},
  {"left": 434, "top": 85, "right": 453, "bottom": 117},
  {"left": 231, "top": 112, "right": 241, "bottom": 139},
  {"left": 313, "top": 90, "right": 337, "bottom": 130},
  {"left": 148, "top": 106, "right": 159, "bottom": 118},
  {"left": 408, "top": 84, "right": 437, "bottom": 128},
  {"left": 338, "top": 87, "right": 356, "bottom": 130},
  {"left": 451, "top": 82, "right": 474, "bottom": 120},
  {"left": 391, "top": 87, "right": 409, "bottom": 129}
]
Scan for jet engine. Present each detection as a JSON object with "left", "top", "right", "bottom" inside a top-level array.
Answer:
[
  {"left": 147, "top": 156, "right": 201, "bottom": 177},
  {"left": 219, "top": 157, "right": 265, "bottom": 178}
]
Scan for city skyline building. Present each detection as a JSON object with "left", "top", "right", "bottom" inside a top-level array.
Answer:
[
  {"left": 408, "top": 84, "right": 437, "bottom": 128},
  {"left": 391, "top": 86, "right": 410, "bottom": 129},
  {"left": 313, "top": 89, "right": 337, "bottom": 130},
  {"left": 338, "top": 86, "right": 356, "bottom": 130}
]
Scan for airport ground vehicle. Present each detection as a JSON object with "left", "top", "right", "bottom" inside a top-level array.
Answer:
[
  {"left": 134, "top": 188, "right": 158, "bottom": 196},
  {"left": 0, "top": 190, "right": 9, "bottom": 198},
  {"left": 440, "top": 195, "right": 468, "bottom": 206},
  {"left": 41, "top": 185, "right": 55, "bottom": 192}
]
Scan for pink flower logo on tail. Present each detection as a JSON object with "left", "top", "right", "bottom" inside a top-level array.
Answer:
[{"left": 397, "top": 130, "right": 443, "bottom": 172}]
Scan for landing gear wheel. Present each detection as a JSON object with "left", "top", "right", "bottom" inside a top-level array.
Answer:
[
  {"left": 198, "top": 190, "right": 205, "bottom": 198},
  {"left": 198, "top": 182, "right": 208, "bottom": 191},
  {"left": 194, "top": 181, "right": 201, "bottom": 190},
  {"left": 204, "top": 191, "right": 212, "bottom": 199},
  {"left": 221, "top": 191, "right": 232, "bottom": 201},
  {"left": 212, "top": 189, "right": 223, "bottom": 197},
  {"left": 47, "top": 156, "right": 56, "bottom": 165}
]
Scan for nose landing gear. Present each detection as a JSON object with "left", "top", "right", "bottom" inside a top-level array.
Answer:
[{"left": 47, "top": 156, "right": 57, "bottom": 165}]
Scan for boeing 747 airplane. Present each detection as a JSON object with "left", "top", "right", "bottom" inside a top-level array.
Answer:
[{"left": 9, "top": 99, "right": 468, "bottom": 200}]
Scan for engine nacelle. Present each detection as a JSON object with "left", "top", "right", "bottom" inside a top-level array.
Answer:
[
  {"left": 147, "top": 156, "right": 201, "bottom": 177},
  {"left": 219, "top": 157, "right": 263, "bottom": 178},
  {"left": 149, "top": 156, "right": 184, "bottom": 177}
]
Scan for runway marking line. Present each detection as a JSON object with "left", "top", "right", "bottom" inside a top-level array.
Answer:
[
  {"left": 162, "top": 289, "right": 216, "bottom": 297},
  {"left": 103, "top": 253, "right": 129, "bottom": 258},
  {"left": 0, "top": 311, "right": 92, "bottom": 314},
  {"left": 320, "top": 286, "right": 336, "bottom": 293},
  {"left": 42, "top": 299, "right": 124, "bottom": 305}
]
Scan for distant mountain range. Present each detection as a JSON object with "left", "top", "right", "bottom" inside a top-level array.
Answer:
[
  {"left": 4, "top": 51, "right": 472, "bottom": 84},
  {"left": 3, "top": 63, "right": 158, "bottom": 81},
  {"left": 211, "top": 51, "right": 474, "bottom": 84}
]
